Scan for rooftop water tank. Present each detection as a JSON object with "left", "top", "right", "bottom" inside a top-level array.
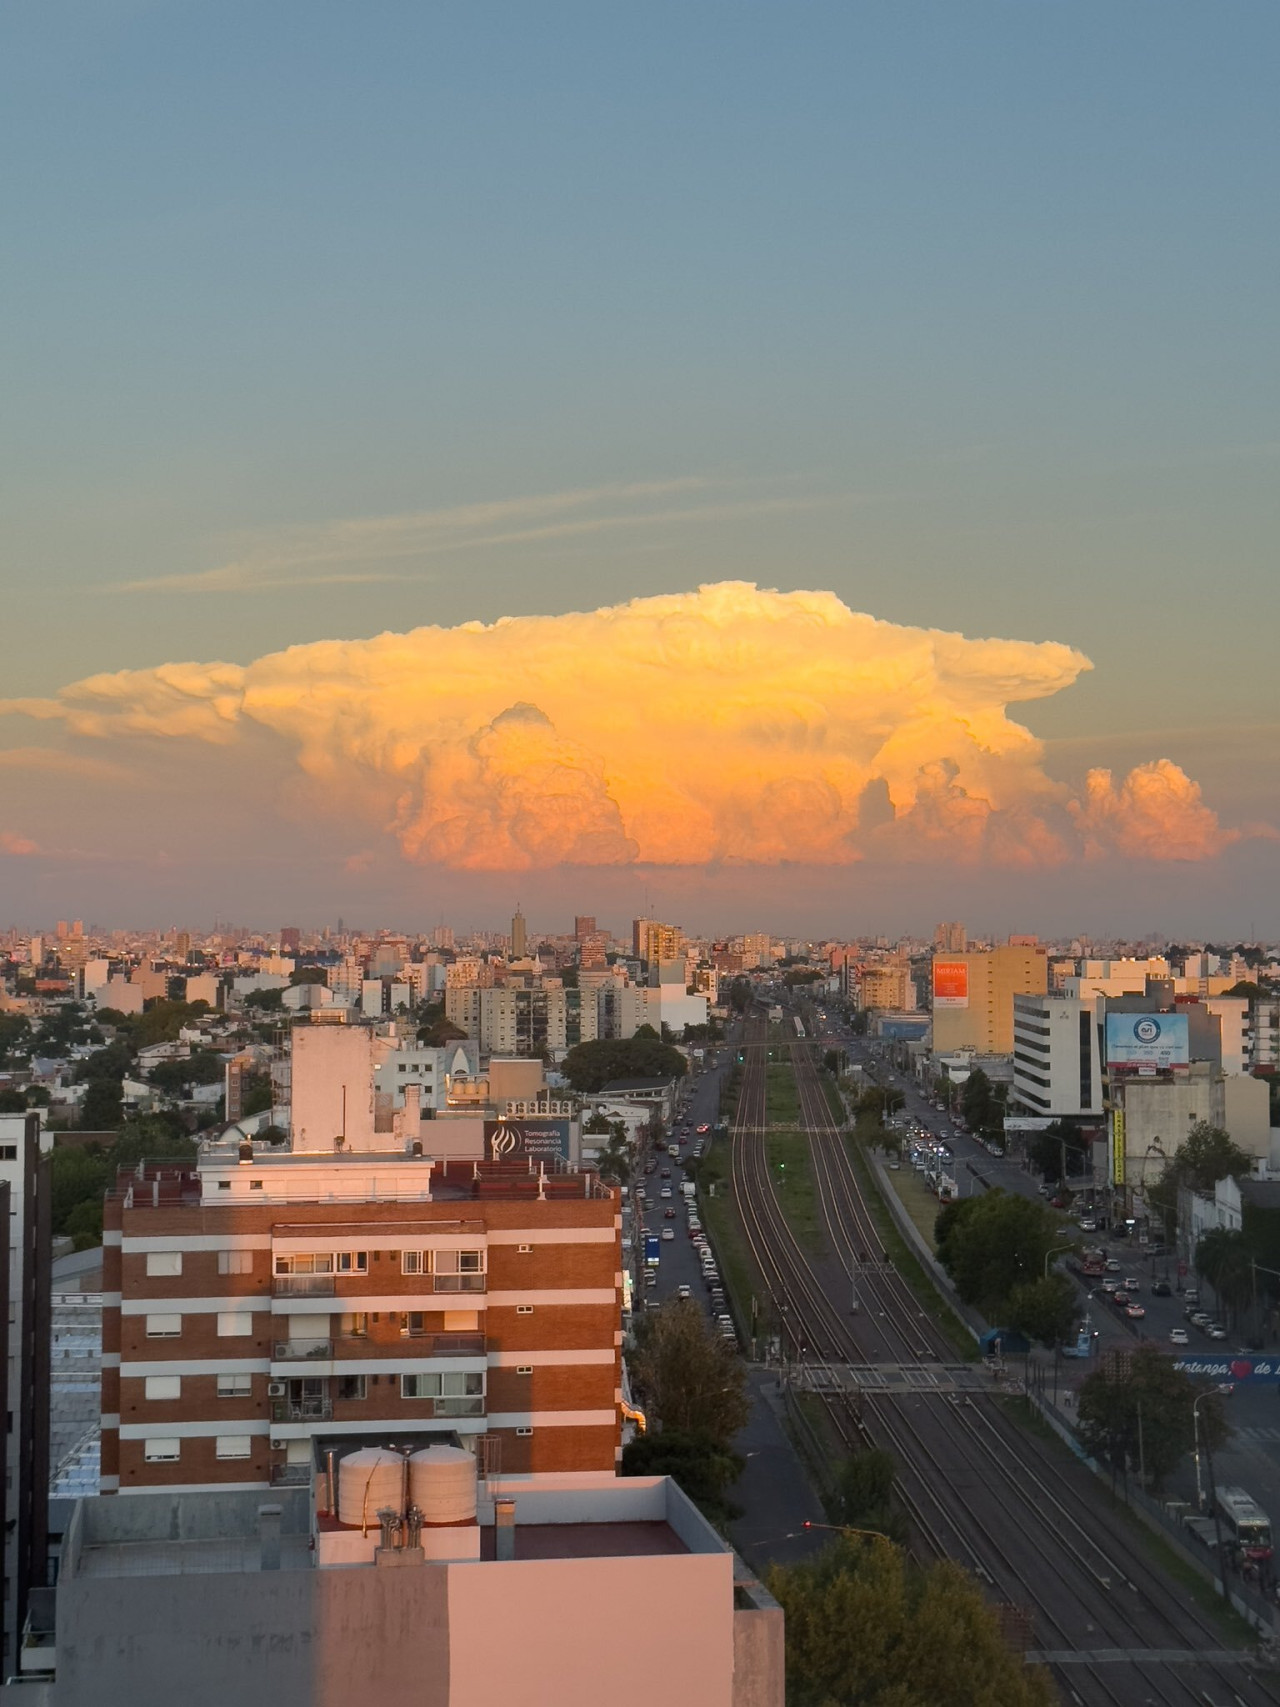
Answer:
[
  {"left": 337, "top": 1447, "right": 404, "bottom": 1529},
  {"left": 409, "top": 1444, "right": 477, "bottom": 1525}
]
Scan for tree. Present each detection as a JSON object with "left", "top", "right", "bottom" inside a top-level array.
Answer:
[
  {"left": 769, "top": 1536, "right": 1055, "bottom": 1707},
  {"left": 1026, "top": 1121, "right": 1089, "bottom": 1185},
  {"left": 560, "top": 1035, "right": 688, "bottom": 1094},
  {"left": 822, "top": 1049, "right": 843, "bottom": 1077},
  {"left": 1006, "top": 1274, "right": 1077, "bottom": 1348},
  {"left": 1195, "top": 1228, "right": 1254, "bottom": 1322},
  {"left": 935, "top": 1191, "right": 1071, "bottom": 1317},
  {"left": 0, "top": 1089, "right": 27, "bottom": 1113},
  {"left": 149, "top": 1051, "right": 225, "bottom": 1096},
  {"left": 80, "top": 1079, "right": 124, "bottom": 1130},
  {"left": 289, "top": 966, "right": 328, "bottom": 986},
  {"left": 415, "top": 1003, "right": 468, "bottom": 1047},
  {"left": 0, "top": 1012, "right": 32, "bottom": 1067},
  {"left": 828, "top": 1449, "right": 903, "bottom": 1543},
  {"left": 620, "top": 1428, "right": 744, "bottom": 1524},
  {"left": 1174, "top": 1122, "right": 1253, "bottom": 1194},
  {"left": 727, "top": 976, "right": 752, "bottom": 1014},
  {"left": 959, "top": 1068, "right": 1006, "bottom": 1141},
  {"left": 243, "top": 988, "right": 284, "bottom": 1013},
  {"left": 629, "top": 1297, "right": 748, "bottom": 1444},
  {"left": 1077, "top": 1347, "right": 1230, "bottom": 1491}
]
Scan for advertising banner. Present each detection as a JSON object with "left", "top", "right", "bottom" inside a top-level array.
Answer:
[
  {"left": 1171, "top": 1356, "right": 1279, "bottom": 1387},
  {"left": 933, "top": 960, "right": 970, "bottom": 1008},
  {"left": 1111, "top": 1108, "right": 1126, "bottom": 1186},
  {"left": 1105, "top": 1011, "right": 1189, "bottom": 1072},
  {"left": 485, "top": 1118, "right": 571, "bottom": 1162}
]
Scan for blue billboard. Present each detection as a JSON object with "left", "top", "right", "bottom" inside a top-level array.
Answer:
[
  {"left": 1105, "top": 1011, "right": 1189, "bottom": 1072},
  {"left": 1171, "top": 1355, "right": 1279, "bottom": 1387}
]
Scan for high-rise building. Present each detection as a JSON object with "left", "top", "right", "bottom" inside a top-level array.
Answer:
[
  {"left": 0, "top": 1112, "right": 53, "bottom": 1674},
  {"left": 574, "top": 915, "right": 596, "bottom": 942},
  {"left": 632, "top": 918, "right": 684, "bottom": 967},
  {"left": 933, "top": 921, "right": 966, "bottom": 953},
  {"left": 931, "top": 944, "right": 1049, "bottom": 1054},
  {"left": 280, "top": 926, "right": 301, "bottom": 957},
  {"left": 510, "top": 909, "right": 528, "bottom": 958},
  {"left": 1011, "top": 995, "right": 1103, "bottom": 1118}
]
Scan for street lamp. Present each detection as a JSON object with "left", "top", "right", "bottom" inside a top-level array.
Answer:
[
  {"left": 802, "top": 1521, "right": 896, "bottom": 1548},
  {"left": 1044, "top": 1243, "right": 1074, "bottom": 1280},
  {"left": 1192, "top": 1386, "right": 1231, "bottom": 1512}
]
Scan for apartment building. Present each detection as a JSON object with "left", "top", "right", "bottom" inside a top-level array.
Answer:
[
  {"left": 632, "top": 918, "right": 685, "bottom": 966},
  {"left": 0, "top": 1111, "right": 53, "bottom": 1674},
  {"left": 443, "top": 984, "right": 600, "bottom": 1055},
  {"left": 931, "top": 944, "right": 1049, "bottom": 1054},
  {"left": 1011, "top": 995, "right": 1103, "bottom": 1119},
  {"left": 100, "top": 1148, "right": 622, "bottom": 1497}
]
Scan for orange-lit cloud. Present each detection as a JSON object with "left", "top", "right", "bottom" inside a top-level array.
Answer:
[
  {"left": 0, "top": 583, "right": 1245, "bottom": 869},
  {"left": 0, "top": 831, "right": 39, "bottom": 857}
]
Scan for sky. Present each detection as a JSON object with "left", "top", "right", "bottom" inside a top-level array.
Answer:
[{"left": 2, "top": 2, "right": 1277, "bottom": 938}]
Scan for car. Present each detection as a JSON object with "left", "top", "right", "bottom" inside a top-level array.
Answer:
[
  {"left": 676, "top": 1284, "right": 691, "bottom": 1299},
  {"left": 644, "top": 1162, "right": 657, "bottom": 1176},
  {"left": 1205, "top": 1324, "right": 1227, "bottom": 1340},
  {"left": 1079, "top": 1218, "right": 1097, "bottom": 1233},
  {"left": 1189, "top": 1310, "right": 1211, "bottom": 1326},
  {"left": 1169, "top": 1327, "right": 1189, "bottom": 1345},
  {"left": 660, "top": 1168, "right": 671, "bottom": 1179},
  {"left": 696, "top": 1123, "right": 710, "bottom": 1134},
  {"left": 1183, "top": 1288, "right": 1200, "bottom": 1305},
  {"left": 1112, "top": 1291, "right": 1130, "bottom": 1307},
  {"left": 663, "top": 1207, "right": 676, "bottom": 1219},
  {"left": 1151, "top": 1281, "right": 1171, "bottom": 1297},
  {"left": 1105, "top": 1259, "right": 1121, "bottom": 1273},
  {"left": 660, "top": 1188, "right": 672, "bottom": 1200},
  {"left": 1126, "top": 1304, "right": 1146, "bottom": 1319},
  {"left": 1099, "top": 1278, "right": 1119, "bottom": 1294},
  {"left": 1124, "top": 1278, "right": 1141, "bottom": 1293},
  {"left": 635, "top": 1188, "right": 647, "bottom": 1200},
  {"left": 888, "top": 1159, "right": 900, "bottom": 1170},
  {"left": 661, "top": 1227, "right": 675, "bottom": 1241}
]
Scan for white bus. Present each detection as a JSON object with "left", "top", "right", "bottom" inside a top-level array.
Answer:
[{"left": 1215, "top": 1485, "right": 1272, "bottom": 1561}]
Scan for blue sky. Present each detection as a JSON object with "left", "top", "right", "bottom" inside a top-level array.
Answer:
[{"left": 2, "top": 2, "right": 1277, "bottom": 930}]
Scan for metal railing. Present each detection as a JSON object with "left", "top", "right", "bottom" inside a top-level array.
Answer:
[
  {"left": 398, "top": 1331, "right": 486, "bottom": 1355},
  {"left": 273, "top": 1275, "right": 336, "bottom": 1297},
  {"left": 272, "top": 1397, "right": 333, "bottom": 1423},
  {"left": 273, "top": 1339, "right": 333, "bottom": 1361},
  {"left": 270, "top": 1463, "right": 312, "bottom": 1487}
]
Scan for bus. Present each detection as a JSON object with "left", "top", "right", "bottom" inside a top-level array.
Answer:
[
  {"left": 644, "top": 1235, "right": 661, "bottom": 1269},
  {"left": 1215, "top": 1486, "right": 1273, "bottom": 1561},
  {"left": 1079, "top": 1249, "right": 1106, "bottom": 1280}
]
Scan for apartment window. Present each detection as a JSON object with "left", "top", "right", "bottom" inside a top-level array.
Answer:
[
  {"left": 339, "top": 1312, "right": 369, "bottom": 1338},
  {"left": 217, "top": 1180, "right": 231, "bottom": 1191},
  {"left": 517, "top": 1243, "right": 532, "bottom": 1254},
  {"left": 401, "top": 1311, "right": 426, "bottom": 1337},
  {"left": 145, "top": 1312, "right": 181, "bottom": 1338},
  {"left": 336, "top": 1251, "right": 367, "bottom": 1273},
  {"left": 145, "top": 1251, "right": 182, "bottom": 1277},
  {"left": 0, "top": 1146, "right": 15, "bottom": 1161},
  {"left": 215, "top": 1435, "right": 253, "bottom": 1460},
  {"left": 249, "top": 1180, "right": 263, "bottom": 1190},
  {"left": 144, "top": 1375, "right": 181, "bottom": 1401},
  {"left": 516, "top": 1305, "right": 533, "bottom": 1316},
  {"left": 401, "top": 1250, "right": 428, "bottom": 1275},
  {"left": 516, "top": 1365, "right": 533, "bottom": 1376},
  {"left": 400, "top": 1372, "right": 484, "bottom": 1401},
  {"left": 217, "top": 1373, "right": 252, "bottom": 1398},
  {"left": 275, "top": 1251, "right": 367, "bottom": 1276},
  {"left": 144, "top": 1438, "right": 181, "bottom": 1462},
  {"left": 218, "top": 1250, "right": 254, "bottom": 1276},
  {"left": 338, "top": 1375, "right": 367, "bottom": 1401},
  {"left": 515, "top": 1427, "right": 533, "bottom": 1438},
  {"left": 435, "top": 1249, "right": 483, "bottom": 1274},
  {"left": 217, "top": 1311, "right": 253, "bottom": 1337}
]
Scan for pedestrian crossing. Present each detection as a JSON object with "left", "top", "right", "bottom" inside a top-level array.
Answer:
[{"left": 1230, "top": 1425, "right": 1280, "bottom": 1447}]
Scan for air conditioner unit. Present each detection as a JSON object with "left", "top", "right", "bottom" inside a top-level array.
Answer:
[
  {"left": 268, "top": 1381, "right": 286, "bottom": 1398},
  {"left": 274, "top": 1342, "right": 290, "bottom": 1359},
  {"left": 270, "top": 1439, "right": 286, "bottom": 1450}
]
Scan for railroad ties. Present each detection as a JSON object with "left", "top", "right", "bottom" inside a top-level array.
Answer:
[{"left": 794, "top": 1362, "right": 991, "bottom": 1395}]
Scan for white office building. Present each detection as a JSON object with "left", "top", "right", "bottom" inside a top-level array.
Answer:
[{"left": 1011, "top": 995, "right": 1103, "bottom": 1119}]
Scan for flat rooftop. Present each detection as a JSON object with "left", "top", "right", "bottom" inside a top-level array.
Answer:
[{"left": 478, "top": 1521, "right": 687, "bottom": 1561}]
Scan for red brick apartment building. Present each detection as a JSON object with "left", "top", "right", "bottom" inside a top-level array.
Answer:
[{"left": 100, "top": 1149, "right": 622, "bottom": 1495}]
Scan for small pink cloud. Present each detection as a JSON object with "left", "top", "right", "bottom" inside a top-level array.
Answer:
[{"left": 0, "top": 831, "right": 39, "bottom": 857}]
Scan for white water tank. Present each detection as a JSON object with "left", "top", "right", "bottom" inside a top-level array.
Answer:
[
  {"left": 337, "top": 1448, "right": 404, "bottom": 1528},
  {"left": 409, "top": 1445, "right": 477, "bottom": 1525}
]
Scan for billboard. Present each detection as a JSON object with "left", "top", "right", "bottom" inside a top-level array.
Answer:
[
  {"left": 933, "top": 960, "right": 970, "bottom": 1008},
  {"left": 1111, "top": 1108, "right": 1126, "bottom": 1186},
  {"left": 485, "top": 1118, "right": 571, "bottom": 1162},
  {"left": 1105, "top": 1011, "right": 1189, "bottom": 1073}
]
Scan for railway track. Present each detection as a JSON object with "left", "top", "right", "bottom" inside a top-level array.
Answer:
[{"left": 725, "top": 1017, "right": 1273, "bottom": 1707}]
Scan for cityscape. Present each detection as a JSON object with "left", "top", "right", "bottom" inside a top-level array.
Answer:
[{"left": 3, "top": 5, "right": 1278, "bottom": 1706}]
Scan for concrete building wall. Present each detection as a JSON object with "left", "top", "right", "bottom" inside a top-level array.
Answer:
[
  {"left": 290, "top": 1026, "right": 377, "bottom": 1152},
  {"left": 931, "top": 947, "right": 1048, "bottom": 1055},
  {"left": 1012, "top": 995, "right": 1102, "bottom": 1118}
]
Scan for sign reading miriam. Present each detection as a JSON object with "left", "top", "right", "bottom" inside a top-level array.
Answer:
[
  {"left": 485, "top": 1119, "right": 571, "bottom": 1162},
  {"left": 933, "top": 961, "right": 969, "bottom": 1008},
  {"left": 1171, "top": 1356, "right": 1279, "bottom": 1386},
  {"left": 1105, "top": 1011, "right": 1190, "bottom": 1072}
]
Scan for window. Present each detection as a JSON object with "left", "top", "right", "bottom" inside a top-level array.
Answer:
[
  {"left": 401, "top": 1371, "right": 484, "bottom": 1401},
  {"left": 401, "top": 1250, "right": 427, "bottom": 1275},
  {"left": 217, "top": 1311, "right": 253, "bottom": 1337},
  {"left": 275, "top": 1251, "right": 367, "bottom": 1275},
  {"left": 218, "top": 1250, "right": 254, "bottom": 1275},
  {"left": 215, "top": 1435, "right": 253, "bottom": 1460},
  {"left": 516, "top": 1365, "right": 533, "bottom": 1376},
  {"left": 145, "top": 1313, "right": 181, "bottom": 1338},
  {"left": 217, "top": 1180, "right": 231, "bottom": 1191},
  {"left": 336, "top": 1251, "right": 367, "bottom": 1273},
  {"left": 0, "top": 1146, "right": 15, "bottom": 1161},
  {"left": 145, "top": 1251, "right": 182, "bottom": 1277},
  {"left": 249, "top": 1180, "right": 263, "bottom": 1190},
  {"left": 339, "top": 1312, "right": 369, "bottom": 1338},
  {"left": 338, "top": 1375, "right": 367, "bottom": 1401},
  {"left": 217, "top": 1373, "right": 252, "bottom": 1398},
  {"left": 434, "top": 1249, "right": 483, "bottom": 1274},
  {"left": 144, "top": 1438, "right": 181, "bottom": 1462},
  {"left": 144, "top": 1375, "right": 181, "bottom": 1401},
  {"left": 516, "top": 1305, "right": 533, "bottom": 1316},
  {"left": 401, "top": 1311, "right": 426, "bottom": 1337},
  {"left": 517, "top": 1243, "right": 532, "bottom": 1253},
  {"left": 515, "top": 1427, "right": 533, "bottom": 1438}
]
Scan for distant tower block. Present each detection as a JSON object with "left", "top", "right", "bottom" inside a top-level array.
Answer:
[{"left": 511, "top": 908, "right": 528, "bottom": 958}]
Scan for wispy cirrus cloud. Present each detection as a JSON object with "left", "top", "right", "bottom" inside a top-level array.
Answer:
[{"left": 104, "top": 477, "right": 841, "bottom": 595}]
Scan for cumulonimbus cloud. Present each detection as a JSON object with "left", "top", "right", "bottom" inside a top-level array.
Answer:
[{"left": 0, "top": 583, "right": 1244, "bottom": 870}]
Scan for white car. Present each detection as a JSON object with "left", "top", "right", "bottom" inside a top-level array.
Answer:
[
  {"left": 1169, "top": 1327, "right": 1189, "bottom": 1345},
  {"left": 661, "top": 1228, "right": 675, "bottom": 1241},
  {"left": 676, "top": 1284, "right": 691, "bottom": 1299},
  {"left": 660, "top": 1188, "right": 673, "bottom": 1200}
]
